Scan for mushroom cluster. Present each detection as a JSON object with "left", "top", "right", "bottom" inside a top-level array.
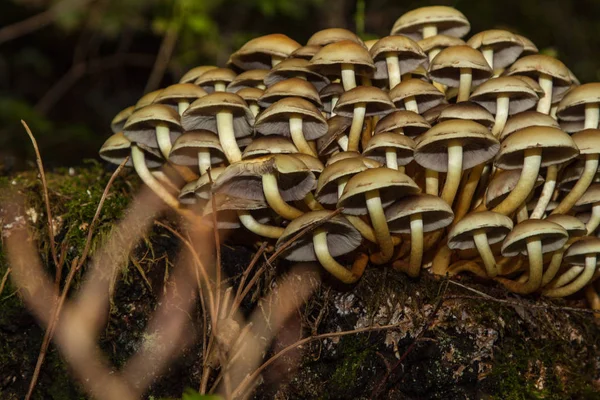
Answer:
[{"left": 100, "top": 6, "right": 600, "bottom": 310}]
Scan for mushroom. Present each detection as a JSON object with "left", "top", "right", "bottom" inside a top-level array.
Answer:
[
  {"left": 242, "top": 136, "right": 298, "bottom": 159},
  {"left": 418, "top": 34, "right": 465, "bottom": 62},
  {"left": 290, "top": 44, "right": 322, "bottom": 61},
  {"left": 276, "top": 210, "right": 368, "bottom": 284},
  {"left": 482, "top": 170, "right": 544, "bottom": 221},
  {"left": 557, "top": 82, "right": 600, "bottom": 130},
  {"left": 466, "top": 29, "right": 524, "bottom": 72},
  {"left": 514, "top": 34, "right": 539, "bottom": 58},
  {"left": 110, "top": 105, "right": 135, "bottom": 134},
  {"left": 499, "top": 110, "right": 560, "bottom": 141},
  {"left": 573, "top": 184, "right": 600, "bottom": 235},
  {"left": 194, "top": 68, "right": 237, "bottom": 93},
  {"left": 386, "top": 194, "right": 454, "bottom": 277},
  {"left": 229, "top": 33, "right": 301, "bottom": 69},
  {"left": 179, "top": 65, "right": 217, "bottom": 84},
  {"left": 237, "top": 87, "right": 264, "bottom": 117},
  {"left": 363, "top": 132, "right": 415, "bottom": 172},
  {"left": 374, "top": 110, "right": 431, "bottom": 139},
  {"left": 389, "top": 79, "right": 445, "bottom": 114},
  {"left": 391, "top": 6, "right": 470, "bottom": 40},
  {"left": 257, "top": 77, "right": 322, "bottom": 109},
  {"left": 319, "top": 82, "right": 344, "bottom": 117},
  {"left": 154, "top": 83, "right": 208, "bottom": 115},
  {"left": 317, "top": 115, "right": 352, "bottom": 156},
  {"left": 168, "top": 130, "right": 225, "bottom": 175},
  {"left": 263, "top": 58, "right": 330, "bottom": 91},
  {"left": 307, "top": 28, "right": 366, "bottom": 47},
  {"left": 437, "top": 102, "right": 495, "bottom": 129},
  {"left": 369, "top": 35, "right": 428, "bottom": 89},
  {"left": 226, "top": 69, "right": 268, "bottom": 92},
  {"left": 134, "top": 89, "right": 163, "bottom": 110}
]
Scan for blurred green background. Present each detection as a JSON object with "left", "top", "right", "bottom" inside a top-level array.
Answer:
[{"left": 1, "top": 0, "right": 599, "bottom": 171}]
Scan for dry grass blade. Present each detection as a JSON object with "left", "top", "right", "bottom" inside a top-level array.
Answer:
[{"left": 0, "top": 268, "right": 11, "bottom": 297}]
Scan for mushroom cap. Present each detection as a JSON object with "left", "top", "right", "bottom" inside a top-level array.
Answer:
[
  {"left": 466, "top": 29, "right": 524, "bottom": 68},
  {"left": 448, "top": 211, "right": 513, "bottom": 250},
  {"left": 134, "top": 89, "right": 162, "bottom": 110},
  {"left": 391, "top": 6, "right": 470, "bottom": 40},
  {"left": 111, "top": 105, "right": 135, "bottom": 134},
  {"left": 320, "top": 82, "right": 345, "bottom": 113},
  {"left": 168, "top": 130, "right": 225, "bottom": 166},
  {"left": 501, "top": 219, "right": 569, "bottom": 257},
  {"left": 293, "top": 153, "right": 324, "bottom": 175},
  {"left": 290, "top": 45, "right": 322, "bottom": 60},
  {"left": 258, "top": 77, "right": 322, "bottom": 108},
  {"left": 571, "top": 129, "right": 600, "bottom": 156},
  {"left": 374, "top": 110, "right": 431, "bottom": 138},
  {"left": 363, "top": 132, "right": 415, "bottom": 166},
  {"left": 414, "top": 119, "right": 499, "bottom": 172},
  {"left": 421, "top": 103, "right": 448, "bottom": 125},
  {"left": 369, "top": 35, "right": 428, "bottom": 80},
  {"left": 179, "top": 180, "right": 202, "bottom": 205},
  {"left": 325, "top": 151, "right": 364, "bottom": 166},
  {"left": 505, "top": 55, "right": 572, "bottom": 98},
  {"left": 338, "top": 168, "right": 420, "bottom": 215},
  {"left": 418, "top": 34, "right": 465, "bottom": 53},
  {"left": 386, "top": 194, "right": 454, "bottom": 234},
  {"left": 317, "top": 115, "right": 352, "bottom": 156},
  {"left": 237, "top": 87, "right": 264, "bottom": 104},
  {"left": 333, "top": 86, "right": 396, "bottom": 117},
  {"left": 307, "top": 28, "right": 366, "bottom": 47},
  {"left": 513, "top": 75, "right": 545, "bottom": 96},
  {"left": 564, "top": 237, "right": 600, "bottom": 266},
  {"left": 123, "top": 104, "right": 182, "bottom": 148},
  {"left": 263, "top": 58, "right": 330, "bottom": 91},
  {"left": 500, "top": 111, "right": 560, "bottom": 141},
  {"left": 229, "top": 34, "right": 301, "bottom": 70},
  {"left": 437, "top": 102, "right": 494, "bottom": 129},
  {"left": 575, "top": 183, "right": 600, "bottom": 208},
  {"left": 316, "top": 156, "right": 381, "bottom": 204},
  {"left": 309, "top": 40, "right": 375, "bottom": 77},
  {"left": 429, "top": 45, "right": 492, "bottom": 87},
  {"left": 193, "top": 167, "right": 226, "bottom": 199},
  {"left": 226, "top": 69, "right": 269, "bottom": 92},
  {"left": 212, "top": 154, "right": 316, "bottom": 202},
  {"left": 194, "top": 68, "right": 237, "bottom": 92},
  {"left": 100, "top": 132, "right": 162, "bottom": 168},
  {"left": 389, "top": 79, "right": 445, "bottom": 113},
  {"left": 154, "top": 83, "right": 208, "bottom": 106},
  {"left": 179, "top": 65, "right": 218, "bottom": 84},
  {"left": 545, "top": 214, "right": 587, "bottom": 238},
  {"left": 485, "top": 169, "right": 544, "bottom": 209},
  {"left": 204, "top": 194, "right": 270, "bottom": 212},
  {"left": 469, "top": 76, "right": 539, "bottom": 115},
  {"left": 242, "top": 135, "right": 298, "bottom": 159},
  {"left": 181, "top": 92, "right": 254, "bottom": 137},
  {"left": 495, "top": 126, "right": 579, "bottom": 170},
  {"left": 557, "top": 83, "right": 600, "bottom": 121},
  {"left": 276, "top": 211, "right": 362, "bottom": 262},
  {"left": 514, "top": 34, "right": 538, "bottom": 56},
  {"left": 255, "top": 97, "right": 327, "bottom": 140}
]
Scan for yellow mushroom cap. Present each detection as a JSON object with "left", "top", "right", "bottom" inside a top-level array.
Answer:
[
  {"left": 391, "top": 6, "right": 470, "bottom": 40},
  {"left": 386, "top": 194, "right": 454, "bottom": 234},
  {"left": 229, "top": 33, "right": 301, "bottom": 70},
  {"left": 466, "top": 29, "right": 524, "bottom": 68},
  {"left": 448, "top": 211, "right": 513, "bottom": 250},
  {"left": 501, "top": 219, "right": 568, "bottom": 257}
]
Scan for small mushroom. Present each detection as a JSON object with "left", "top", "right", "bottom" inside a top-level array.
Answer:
[
  {"left": 110, "top": 105, "right": 135, "bottom": 134},
  {"left": 391, "top": 6, "right": 470, "bottom": 40},
  {"left": 179, "top": 65, "right": 217, "bottom": 84},
  {"left": 389, "top": 79, "right": 445, "bottom": 114},
  {"left": 557, "top": 82, "right": 600, "bottom": 130},
  {"left": 263, "top": 58, "right": 330, "bottom": 91},
  {"left": 369, "top": 35, "right": 428, "bottom": 89},
  {"left": 229, "top": 33, "right": 301, "bottom": 69},
  {"left": 154, "top": 83, "right": 208, "bottom": 115},
  {"left": 226, "top": 69, "right": 268, "bottom": 92},
  {"left": 194, "top": 68, "right": 237, "bottom": 93},
  {"left": 466, "top": 29, "right": 524, "bottom": 71},
  {"left": 418, "top": 34, "right": 465, "bottom": 62},
  {"left": 363, "top": 132, "right": 415, "bottom": 171},
  {"left": 541, "top": 214, "right": 587, "bottom": 286},
  {"left": 168, "top": 130, "right": 225, "bottom": 175}
]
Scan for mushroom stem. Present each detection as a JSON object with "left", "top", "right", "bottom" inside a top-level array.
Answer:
[
  {"left": 546, "top": 266, "right": 584, "bottom": 289},
  {"left": 492, "top": 94, "right": 510, "bottom": 136},
  {"left": 516, "top": 202, "right": 529, "bottom": 222},
  {"left": 385, "top": 148, "right": 399, "bottom": 170},
  {"left": 429, "top": 48, "right": 441, "bottom": 62},
  {"left": 586, "top": 205, "right": 600, "bottom": 235},
  {"left": 404, "top": 96, "right": 419, "bottom": 113},
  {"left": 249, "top": 103, "right": 260, "bottom": 118},
  {"left": 337, "top": 135, "right": 349, "bottom": 151},
  {"left": 422, "top": 24, "right": 437, "bottom": 39},
  {"left": 585, "top": 103, "right": 600, "bottom": 129},
  {"left": 347, "top": 103, "right": 366, "bottom": 152},
  {"left": 482, "top": 46, "right": 494, "bottom": 70},
  {"left": 290, "top": 115, "right": 317, "bottom": 156},
  {"left": 441, "top": 140, "right": 463, "bottom": 205},
  {"left": 198, "top": 149, "right": 212, "bottom": 175},
  {"left": 407, "top": 213, "right": 424, "bottom": 277},
  {"left": 541, "top": 244, "right": 569, "bottom": 287},
  {"left": 214, "top": 82, "right": 227, "bottom": 92},
  {"left": 530, "top": 165, "right": 558, "bottom": 219},
  {"left": 271, "top": 56, "right": 283, "bottom": 67},
  {"left": 366, "top": 189, "right": 394, "bottom": 264},
  {"left": 304, "top": 192, "right": 325, "bottom": 211},
  {"left": 216, "top": 110, "right": 242, "bottom": 163},
  {"left": 385, "top": 52, "right": 402, "bottom": 89},
  {"left": 330, "top": 96, "right": 339, "bottom": 117},
  {"left": 473, "top": 229, "right": 498, "bottom": 277},
  {"left": 453, "top": 163, "right": 485, "bottom": 224},
  {"left": 496, "top": 238, "right": 543, "bottom": 294},
  {"left": 341, "top": 63, "right": 357, "bottom": 91},
  {"left": 337, "top": 177, "right": 349, "bottom": 199},
  {"left": 552, "top": 155, "right": 600, "bottom": 215},
  {"left": 448, "top": 260, "right": 489, "bottom": 278},
  {"left": 262, "top": 173, "right": 304, "bottom": 219},
  {"left": 425, "top": 169, "right": 439, "bottom": 195},
  {"left": 346, "top": 215, "right": 377, "bottom": 243},
  {"left": 432, "top": 243, "right": 453, "bottom": 275},
  {"left": 543, "top": 255, "right": 596, "bottom": 297},
  {"left": 536, "top": 73, "right": 553, "bottom": 114},
  {"left": 313, "top": 228, "right": 367, "bottom": 283},
  {"left": 237, "top": 211, "right": 283, "bottom": 239},
  {"left": 492, "top": 148, "right": 542, "bottom": 215},
  {"left": 584, "top": 284, "right": 600, "bottom": 319},
  {"left": 177, "top": 101, "right": 190, "bottom": 116},
  {"left": 457, "top": 68, "right": 472, "bottom": 103},
  {"left": 156, "top": 123, "right": 173, "bottom": 159}
]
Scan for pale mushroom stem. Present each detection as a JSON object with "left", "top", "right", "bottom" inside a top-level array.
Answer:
[
  {"left": 496, "top": 238, "right": 543, "bottom": 294},
  {"left": 337, "top": 177, "right": 349, "bottom": 199},
  {"left": 177, "top": 101, "right": 190, "bottom": 116},
  {"left": 198, "top": 149, "right": 212, "bottom": 175},
  {"left": 492, "top": 148, "right": 542, "bottom": 215},
  {"left": 404, "top": 96, "right": 419, "bottom": 113},
  {"left": 457, "top": 68, "right": 472, "bottom": 103},
  {"left": 536, "top": 73, "right": 553, "bottom": 114},
  {"left": 585, "top": 103, "right": 600, "bottom": 129},
  {"left": 385, "top": 52, "right": 402, "bottom": 89},
  {"left": 262, "top": 173, "right": 304, "bottom": 220},
  {"left": 337, "top": 135, "right": 349, "bottom": 151},
  {"left": 584, "top": 285, "right": 600, "bottom": 319},
  {"left": 330, "top": 96, "right": 339, "bottom": 117},
  {"left": 290, "top": 115, "right": 317, "bottom": 157},
  {"left": 346, "top": 215, "right": 378, "bottom": 243},
  {"left": 216, "top": 110, "right": 242, "bottom": 163},
  {"left": 541, "top": 245, "right": 569, "bottom": 287},
  {"left": 492, "top": 94, "right": 510, "bottom": 136},
  {"left": 482, "top": 46, "right": 494, "bottom": 70},
  {"left": 366, "top": 189, "right": 395, "bottom": 264},
  {"left": 422, "top": 24, "right": 437, "bottom": 39},
  {"left": 453, "top": 164, "right": 484, "bottom": 224},
  {"left": 237, "top": 211, "right": 283, "bottom": 239},
  {"left": 385, "top": 148, "right": 399, "bottom": 170},
  {"left": 249, "top": 103, "right": 260, "bottom": 118},
  {"left": 546, "top": 266, "right": 584, "bottom": 289},
  {"left": 543, "top": 255, "right": 597, "bottom": 297},
  {"left": 304, "top": 192, "right": 325, "bottom": 211},
  {"left": 313, "top": 228, "right": 368, "bottom": 284},
  {"left": 341, "top": 64, "right": 357, "bottom": 91},
  {"left": 473, "top": 230, "right": 498, "bottom": 277},
  {"left": 271, "top": 56, "right": 283, "bottom": 68},
  {"left": 406, "top": 213, "right": 424, "bottom": 278},
  {"left": 347, "top": 103, "right": 366, "bottom": 152},
  {"left": 428, "top": 48, "right": 441, "bottom": 62},
  {"left": 552, "top": 155, "right": 600, "bottom": 215},
  {"left": 214, "top": 82, "right": 227, "bottom": 92},
  {"left": 585, "top": 204, "right": 600, "bottom": 235},
  {"left": 530, "top": 165, "right": 558, "bottom": 219},
  {"left": 516, "top": 202, "right": 529, "bottom": 222},
  {"left": 431, "top": 243, "right": 453, "bottom": 275},
  {"left": 156, "top": 122, "right": 173, "bottom": 159},
  {"left": 441, "top": 140, "right": 463, "bottom": 205},
  {"left": 447, "top": 260, "right": 489, "bottom": 278},
  {"left": 425, "top": 169, "right": 439, "bottom": 196}
]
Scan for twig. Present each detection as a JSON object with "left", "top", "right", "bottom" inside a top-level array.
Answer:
[
  {"left": 0, "top": 268, "right": 11, "bottom": 297},
  {"left": 229, "top": 242, "right": 268, "bottom": 318}
]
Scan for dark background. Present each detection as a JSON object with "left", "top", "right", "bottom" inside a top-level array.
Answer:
[{"left": 1, "top": 0, "right": 599, "bottom": 171}]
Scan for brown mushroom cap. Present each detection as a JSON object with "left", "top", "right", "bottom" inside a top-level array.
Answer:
[
  {"left": 193, "top": 68, "right": 237, "bottom": 93},
  {"left": 414, "top": 119, "right": 499, "bottom": 172},
  {"left": 485, "top": 169, "right": 544, "bottom": 209},
  {"left": 466, "top": 29, "right": 524, "bottom": 68},
  {"left": 319, "top": 82, "right": 345, "bottom": 113},
  {"left": 333, "top": 86, "right": 396, "bottom": 117},
  {"left": 391, "top": 6, "right": 470, "bottom": 40},
  {"left": 154, "top": 83, "right": 208, "bottom": 107},
  {"left": 437, "top": 102, "right": 494, "bottom": 129},
  {"left": 514, "top": 34, "right": 538, "bottom": 57},
  {"left": 276, "top": 211, "right": 362, "bottom": 262},
  {"left": 316, "top": 156, "right": 380, "bottom": 204},
  {"left": 575, "top": 184, "right": 600, "bottom": 209},
  {"left": 501, "top": 219, "right": 568, "bottom": 257},
  {"left": 309, "top": 40, "right": 375, "bottom": 78},
  {"left": 242, "top": 136, "right": 298, "bottom": 159},
  {"left": 307, "top": 28, "right": 366, "bottom": 48},
  {"left": 571, "top": 129, "right": 600, "bottom": 156},
  {"left": 237, "top": 87, "right": 264, "bottom": 104},
  {"left": 181, "top": 92, "right": 254, "bottom": 138},
  {"left": 258, "top": 77, "right": 322, "bottom": 108},
  {"left": 179, "top": 65, "right": 218, "bottom": 84},
  {"left": 229, "top": 34, "right": 301, "bottom": 70},
  {"left": 495, "top": 126, "right": 579, "bottom": 170},
  {"left": 448, "top": 211, "right": 513, "bottom": 250},
  {"left": 545, "top": 214, "right": 587, "bottom": 238},
  {"left": 168, "top": 130, "right": 225, "bottom": 166},
  {"left": 418, "top": 34, "right": 465, "bottom": 54},
  {"left": 557, "top": 83, "right": 600, "bottom": 122},
  {"left": 193, "top": 167, "right": 226, "bottom": 200},
  {"left": 111, "top": 105, "right": 135, "bottom": 134},
  {"left": 123, "top": 104, "right": 182, "bottom": 148},
  {"left": 500, "top": 111, "right": 560, "bottom": 141},
  {"left": 317, "top": 115, "right": 352, "bottom": 156},
  {"left": 134, "top": 89, "right": 162, "bottom": 110},
  {"left": 564, "top": 236, "right": 600, "bottom": 266},
  {"left": 99, "top": 132, "right": 162, "bottom": 168},
  {"left": 254, "top": 97, "right": 327, "bottom": 140},
  {"left": 293, "top": 153, "right": 325, "bottom": 176},
  {"left": 469, "top": 76, "right": 539, "bottom": 114},
  {"left": 429, "top": 45, "right": 492, "bottom": 87},
  {"left": 386, "top": 194, "right": 454, "bottom": 233},
  {"left": 374, "top": 110, "right": 431, "bottom": 138},
  {"left": 505, "top": 55, "right": 572, "bottom": 98},
  {"left": 369, "top": 35, "right": 428, "bottom": 80},
  {"left": 389, "top": 78, "right": 446, "bottom": 113},
  {"left": 226, "top": 69, "right": 268, "bottom": 93},
  {"left": 263, "top": 58, "right": 330, "bottom": 91},
  {"left": 363, "top": 132, "right": 415, "bottom": 166}
]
